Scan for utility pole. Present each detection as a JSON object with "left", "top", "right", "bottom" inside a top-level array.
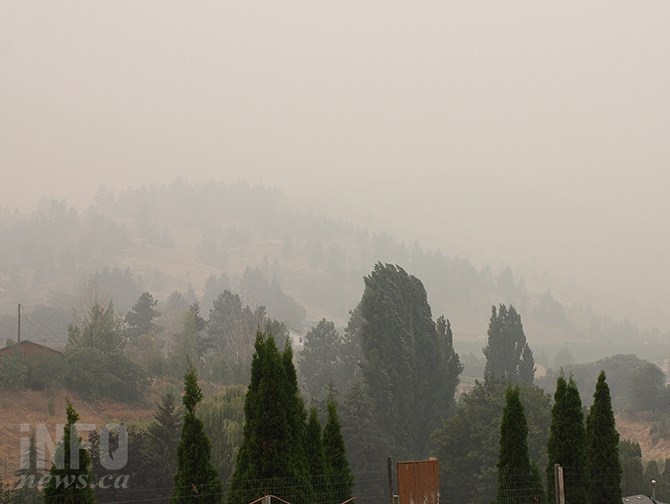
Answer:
[{"left": 17, "top": 303, "right": 21, "bottom": 343}]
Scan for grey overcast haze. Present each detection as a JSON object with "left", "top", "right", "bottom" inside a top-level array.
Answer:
[{"left": 2, "top": 1, "right": 670, "bottom": 328}]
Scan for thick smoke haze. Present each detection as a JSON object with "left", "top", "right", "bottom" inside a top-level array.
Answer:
[{"left": 2, "top": 1, "right": 669, "bottom": 328}]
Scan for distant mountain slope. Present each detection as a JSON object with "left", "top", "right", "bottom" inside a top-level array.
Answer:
[{"left": 0, "top": 179, "right": 667, "bottom": 359}]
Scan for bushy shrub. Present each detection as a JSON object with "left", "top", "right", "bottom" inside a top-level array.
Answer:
[{"left": 64, "top": 347, "right": 148, "bottom": 402}]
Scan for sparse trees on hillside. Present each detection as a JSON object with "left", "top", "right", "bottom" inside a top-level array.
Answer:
[{"left": 483, "top": 304, "right": 535, "bottom": 385}]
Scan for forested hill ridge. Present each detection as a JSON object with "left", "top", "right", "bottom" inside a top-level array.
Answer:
[{"left": 0, "top": 179, "right": 666, "bottom": 359}]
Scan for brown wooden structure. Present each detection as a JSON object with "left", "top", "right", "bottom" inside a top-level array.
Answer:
[{"left": 397, "top": 458, "right": 439, "bottom": 504}]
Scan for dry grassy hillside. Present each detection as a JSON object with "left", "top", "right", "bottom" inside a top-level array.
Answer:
[
  {"left": 0, "top": 387, "right": 158, "bottom": 482},
  {"left": 617, "top": 415, "right": 670, "bottom": 463}
]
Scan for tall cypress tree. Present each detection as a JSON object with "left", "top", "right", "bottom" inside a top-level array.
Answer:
[
  {"left": 546, "top": 374, "right": 589, "bottom": 503},
  {"left": 496, "top": 386, "right": 543, "bottom": 504},
  {"left": 305, "top": 408, "right": 329, "bottom": 503},
  {"left": 43, "top": 401, "right": 96, "bottom": 504},
  {"left": 228, "top": 333, "right": 312, "bottom": 504},
  {"left": 323, "top": 396, "right": 353, "bottom": 504},
  {"left": 171, "top": 367, "right": 222, "bottom": 504},
  {"left": 146, "top": 391, "right": 182, "bottom": 504},
  {"left": 483, "top": 305, "right": 535, "bottom": 385},
  {"left": 323, "top": 394, "right": 354, "bottom": 502},
  {"left": 586, "top": 371, "right": 622, "bottom": 503},
  {"left": 340, "top": 380, "right": 391, "bottom": 504},
  {"left": 619, "top": 440, "right": 644, "bottom": 497}
]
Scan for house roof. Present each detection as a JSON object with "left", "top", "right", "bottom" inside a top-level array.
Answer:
[
  {"left": 622, "top": 495, "right": 667, "bottom": 504},
  {"left": 0, "top": 339, "right": 63, "bottom": 356}
]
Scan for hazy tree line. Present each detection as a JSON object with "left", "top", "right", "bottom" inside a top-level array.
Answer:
[
  {"left": 2, "top": 260, "right": 670, "bottom": 504},
  {"left": 1, "top": 333, "right": 353, "bottom": 504},
  {"left": 3, "top": 179, "right": 653, "bottom": 350}
]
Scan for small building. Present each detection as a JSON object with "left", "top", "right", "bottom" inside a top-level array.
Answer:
[{"left": 0, "top": 339, "right": 63, "bottom": 358}]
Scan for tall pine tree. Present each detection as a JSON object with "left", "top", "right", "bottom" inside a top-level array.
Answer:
[
  {"left": 496, "top": 386, "right": 543, "bottom": 504},
  {"left": 171, "top": 367, "right": 222, "bottom": 504},
  {"left": 586, "top": 371, "right": 622, "bottom": 503},
  {"left": 546, "top": 374, "right": 589, "bottom": 503},
  {"left": 483, "top": 305, "right": 535, "bottom": 385},
  {"left": 227, "top": 333, "right": 312, "bottom": 504},
  {"left": 305, "top": 408, "right": 329, "bottom": 504},
  {"left": 619, "top": 440, "right": 643, "bottom": 497},
  {"left": 323, "top": 396, "right": 353, "bottom": 504},
  {"left": 43, "top": 402, "right": 96, "bottom": 504}
]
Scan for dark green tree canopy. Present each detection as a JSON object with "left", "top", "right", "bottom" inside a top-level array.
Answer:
[
  {"left": 483, "top": 304, "right": 535, "bottom": 385},
  {"left": 323, "top": 396, "right": 354, "bottom": 504},
  {"left": 546, "top": 373, "right": 589, "bottom": 503},
  {"left": 496, "top": 386, "right": 543, "bottom": 504},
  {"left": 355, "top": 262, "right": 462, "bottom": 456},
  {"left": 171, "top": 367, "right": 222, "bottom": 504},
  {"left": 433, "top": 379, "right": 550, "bottom": 504},
  {"left": 43, "top": 401, "right": 96, "bottom": 504},
  {"left": 126, "top": 291, "right": 160, "bottom": 340},
  {"left": 228, "top": 333, "right": 312, "bottom": 504},
  {"left": 586, "top": 371, "right": 622, "bottom": 503},
  {"left": 619, "top": 440, "right": 643, "bottom": 497},
  {"left": 299, "top": 319, "right": 346, "bottom": 400}
]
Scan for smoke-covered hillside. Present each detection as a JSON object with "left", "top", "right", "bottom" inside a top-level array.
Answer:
[{"left": 0, "top": 180, "right": 666, "bottom": 363}]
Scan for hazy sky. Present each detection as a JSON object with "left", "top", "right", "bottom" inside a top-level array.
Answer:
[{"left": 2, "top": 1, "right": 670, "bottom": 327}]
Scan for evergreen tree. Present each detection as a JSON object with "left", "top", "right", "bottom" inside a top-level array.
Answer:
[
  {"left": 227, "top": 333, "right": 312, "bottom": 504},
  {"left": 281, "top": 341, "right": 313, "bottom": 503},
  {"left": 354, "top": 263, "right": 462, "bottom": 456},
  {"left": 340, "top": 380, "right": 391, "bottom": 504},
  {"left": 126, "top": 292, "right": 160, "bottom": 340},
  {"left": 643, "top": 460, "right": 661, "bottom": 497},
  {"left": 170, "top": 304, "right": 210, "bottom": 378},
  {"left": 43, "top": 402, "right": 96, "bottom": 504},
  {"left": 435, "top": 316, "right": 463, "bottom": 416},
  {"left": 619, "top": 440, "right": 644, "bottom": 497},
  {"left": 146, "top": 391, "right": 182, "bottom": 503},
  {"left": 586, "top": 371, "right": 622, "bottom": 503},
  {"left": 433, "top": 379, "right": 551, "bottom": 504},
  {"left": 305, "top": 408, "right": 329, "bottom": 504},
  {"left": 299, "top": 319, "right": 345, "bottom": 400},
  {"left": 496, "top": 386, "right": 543, "bottom": 504},
  {"left": 323, "top": 396, "right": 354, "bottom": 504},
  {"left": 483, "top": 305, "right": 535, "bottom": 385},
  {"left": 657, "top": 458, "right": 670, "bottom": 502},
  {"left": 546, "top": 374, "right": 589, "bottom": 503},
  {"left": 171, "top": 367, "right": 222, "bottom": 504},
  {"left": 14, "top": 431, "right": 44, "bottom": 504}
]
